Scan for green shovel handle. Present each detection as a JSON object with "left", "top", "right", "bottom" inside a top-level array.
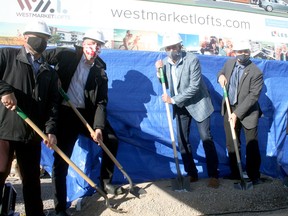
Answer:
[
  {"left": 59, "top": 87, "right": 70, "bottom": 102},
  {"left": 223, "top": 85, "right": 228, "bottom": 99},
  {"left": 159, "top": 67, "right": 165, "bottom": 84},
  {"left": 15, "top": 106, "right": 28, "bottom": 120}
]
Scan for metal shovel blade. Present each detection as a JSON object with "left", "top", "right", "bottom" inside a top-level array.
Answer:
[
  {"left": 234, "top": 180, "right": 253, "bottom": 190},
  {"left": 171, "top": 176, "right": 191, "bottom": 192},
  {"left": 129, "top": 186, "right": 147, "bottom": 198}
]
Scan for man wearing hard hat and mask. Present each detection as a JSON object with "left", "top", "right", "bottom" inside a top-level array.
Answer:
[
  {"left": 155, "top": 33, "right": 220, "bottom": 188},
  {"left": 217, "top": 40, "right": 263, "bottom": 184},
  {"left": 0, "top": 20, "right": 59, "bottom": 216},
  {"left": 43, "top": 29, "right": 123, "bottom": 216}
]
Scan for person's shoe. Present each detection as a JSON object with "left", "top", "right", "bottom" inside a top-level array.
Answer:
[
  {"left": 104, "top": 183, "right": 125, "bottom": 195},
  {"left": 251, "top": 178, "right": 265, "bottom": 185},
  {"left": 189, "top": 176, "right": 199, "bottom": 183},
  {"left": 208, "top": 177, "right": 220, "bottom": 188},
  {"left": 56, "top": 211, "right": 70, "bottom": 216}
]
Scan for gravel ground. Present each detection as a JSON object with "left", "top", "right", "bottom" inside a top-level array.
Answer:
[{"left": 6, "top": 173, "right": 288, "bottom": 216}]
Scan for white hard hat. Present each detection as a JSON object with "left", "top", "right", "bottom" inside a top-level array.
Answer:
[
  {"left": 83, "top": 29, "right": 106, "bottom": 44},
  {"left": 233, "top": 40, "right": 251, "bottom": 51},
  {"left": 162, "top": 33, "right": 182, "bottom": 48},
  {"left": 23, "top": 20, "right": 51, "bottom": 37}
]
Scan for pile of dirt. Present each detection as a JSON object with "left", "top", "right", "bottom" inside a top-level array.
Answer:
[{"left": 6, "top": 175, "right": 288, "bottom": 216}]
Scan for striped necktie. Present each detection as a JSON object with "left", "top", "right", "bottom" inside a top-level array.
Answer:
[{"left": 228, "top": 65, "right": 241, "bottom": 105}]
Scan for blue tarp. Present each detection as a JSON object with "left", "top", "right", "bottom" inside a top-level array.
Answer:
[{"left": 40, "top": 50, "right": 288, "bottom": 203}]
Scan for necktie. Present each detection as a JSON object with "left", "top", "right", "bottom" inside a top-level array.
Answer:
[
  {"left": 228, "top": 65, "right": 241, "bottom": 105},
  {"left": 32, "top": 60, "right": 40, "bottom": 75},
  {"left": 27, "top": 53, "right": 40, "bottom": 76}
]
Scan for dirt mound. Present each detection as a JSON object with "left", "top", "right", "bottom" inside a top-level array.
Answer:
[{"left": 7, "top": 175, "right": 288, "bottom": 216}]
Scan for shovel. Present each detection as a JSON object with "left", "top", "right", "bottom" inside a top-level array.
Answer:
[
  {"left": 222, "top": 86, "right": 253, "bottom": 190},
  {"left": 59, "top": 88, "right": 147, "bottom": 198},
  {"left": 15, "top": 106, "right": 124, "bottom": 213},
  {"left": 159, "top": 68, "right": 191, "bottom": 192}
]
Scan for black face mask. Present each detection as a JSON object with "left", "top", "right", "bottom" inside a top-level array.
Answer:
[
  {"left": 236, "top": 54, "right": 250, "bottom": 65},
  {"left": 27, "top": 37, "right": 47, "bottom": 53}
]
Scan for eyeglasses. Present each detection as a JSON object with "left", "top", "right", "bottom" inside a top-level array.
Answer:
[
  {"left": 235, "top": 50, "right": 250, "bottom": 55},
  {"left": 85, "top": 42, "right": 102, "bottom": 47},
  {"left": 84, "top": 38, "right": 103, "bottom": 48},
  {"left": 165, "top": 45, "right": 178, "bottom": 51},
  {"left": 27, "top": 34, "right": 49, "bottom": 41}
]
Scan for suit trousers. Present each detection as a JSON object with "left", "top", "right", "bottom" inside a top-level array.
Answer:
[
  {"left": 175, "top": 106, "right": 219, "bottom": 178},
  {"left": 223, "top": 108, "right": 261, "bottom": 180},
  {"left": 52, "top": 105, "right": 118, "bottom": 213},
  {"left": 0, "top": 139, "right": 44, "bottom": 216}
]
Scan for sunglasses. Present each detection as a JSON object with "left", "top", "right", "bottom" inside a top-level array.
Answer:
[{"left": 165, "top": 45, "right": 179, "bottom": 51}]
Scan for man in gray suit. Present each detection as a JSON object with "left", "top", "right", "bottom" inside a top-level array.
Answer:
[
  {"left": 155, "top": 33, "right": 219, "bottom": 188},
  {"left": 217, "top": 41, "right": 263, "bottom": 184}
]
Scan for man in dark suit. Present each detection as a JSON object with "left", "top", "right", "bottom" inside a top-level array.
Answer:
[
  {"left": 217, "top": 41, "right": 263, "bottom": 184},
  {"left": 0, "top": 20, "right": 59, "bottom": 216},
  {"left": 43, "top": 29, "right": 123, "bottom": 216},
  {"left": 155, "top": 33, "right": 219, "bottom": 188}
]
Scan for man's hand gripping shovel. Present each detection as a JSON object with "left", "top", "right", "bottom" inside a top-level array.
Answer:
[
  {"left": 159, "top": 67, "right": 191, "bottom": 192},
  {"left": 222, "top": 86, "right": 253, "bottom": 190},
  {"left": 15, "top": 106, "right": 125, "bottom": 213},
  {"left": 59, "top": 88, "right": 147, "bottom": 199}
]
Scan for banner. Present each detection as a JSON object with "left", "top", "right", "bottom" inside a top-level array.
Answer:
[{"left": 0, "top": 0, "right": 288, "bottom": 58}]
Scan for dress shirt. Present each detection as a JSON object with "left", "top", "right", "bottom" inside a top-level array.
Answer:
[
  {"left": 64, "top": 55, "right": 92, "bottom": 108},
  {"left": 27, "top": 53, "right": 43, "bottom": 76},
  {"left": 167, "top": 57, "right": 183, "bottom": 104}
]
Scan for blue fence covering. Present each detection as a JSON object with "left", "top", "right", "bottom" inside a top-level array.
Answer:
[{"left": 40, "top": 49, "right": 288, "bottom": 203}]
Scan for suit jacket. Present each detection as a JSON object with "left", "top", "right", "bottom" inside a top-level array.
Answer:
[
  {"left": 162, "top": 51, "right": 214, "bottom": 122},
  {"left": 43, "top": 46, "right": 108, "bottom": 130},
  {"left": 280, "top": 52, "right": 288, "bottom": 61},
  {"left": 0, "top": 46, "right": 59, "bottom": 142},
  {"left": 217, "top": 58, "right": 263, "bottom": 129}
]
